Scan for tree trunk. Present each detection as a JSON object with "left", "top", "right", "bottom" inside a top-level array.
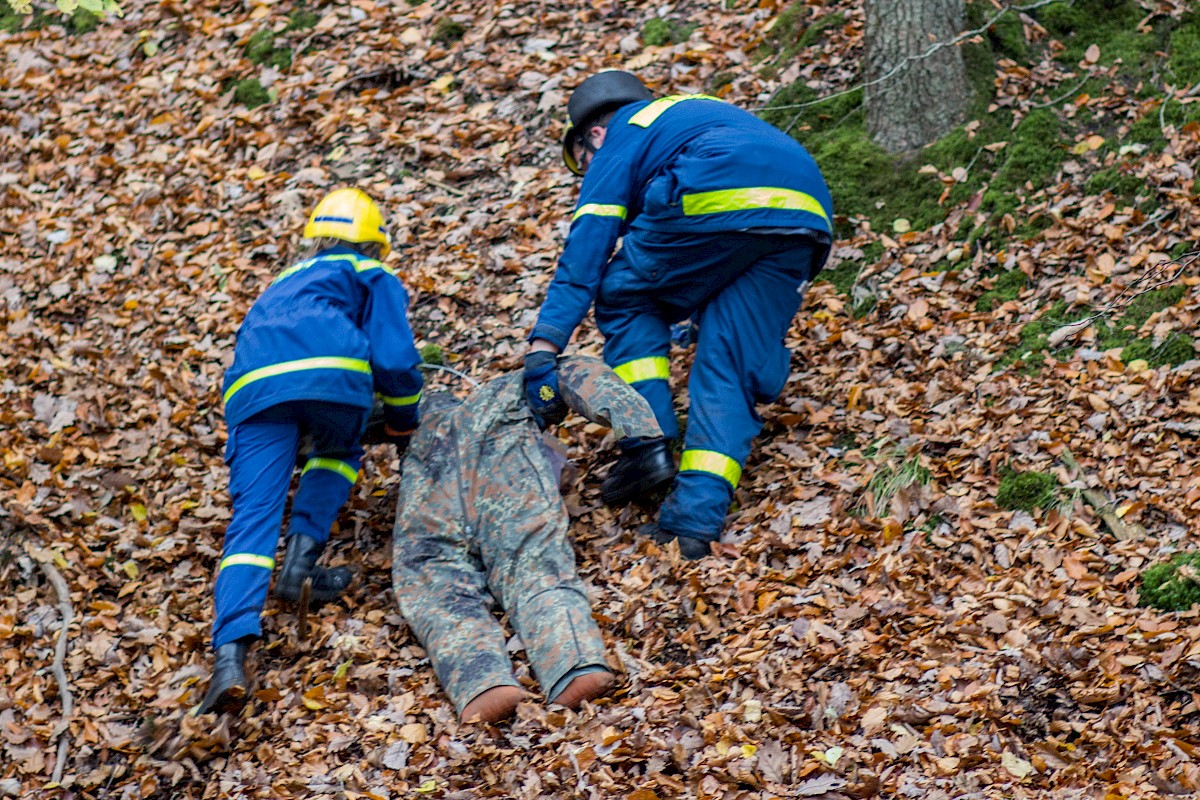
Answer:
[{"left": 864, "top": 0, "right": 971, "bottom": 154}]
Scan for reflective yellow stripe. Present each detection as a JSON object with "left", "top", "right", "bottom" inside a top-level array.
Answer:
[
  {"left": 613, "top": 356, "right": 670, "bottom": 384},
  {"left": 219, "top": 553, "right": 275, "bottom": 571},
  {"left": 628, "top": 94, "right": 721, "bottom": 127},
  {"left": 223, "top": 357, "right": 372, "bottom": 405},
  {"left": 380, "top": 390, "right": 422, "bottom": 407},
  {"left": 681, "top": 187, "right": 831, "bottom": 226},
  {"left": 302, "top": 457, "right": 359, "bottom": 483},
  {"left": 273, "top": 257, "right": 317, "bottom": 284},
  {"left": 679, "top": 449, "right": 742, "bottom": 488},
  {"left": 572, "top": 203, "right": 628, "bottom": 222},
  {"left": 273, "top": 254, "right": 394, "bottom": 285}
]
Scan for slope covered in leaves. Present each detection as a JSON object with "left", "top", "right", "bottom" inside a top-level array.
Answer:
[{"left": 2, "top": 0, "right": 1200, "bottom": 798}]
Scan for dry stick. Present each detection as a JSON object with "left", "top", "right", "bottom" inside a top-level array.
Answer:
[
  {"left": 30, "top": 551, "right": 76, "bottom": 785},
  {"left": 1058, "top": 448, "right": 1146, "bottom": 542},
  {"left": 1030, "top": 71, "right": 1096, "bottom": 110},
  {"left": 1044, "top": 251, "right": 1200, "bottom": 349}
]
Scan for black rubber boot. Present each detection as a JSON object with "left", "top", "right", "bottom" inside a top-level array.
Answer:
[
  {"left": 676, "top": 536, "right": 712, "bottom": 560},
  {"left": 639, "top": 521, "right": 712, "bottom": 560},
  {"left": 197, "top": 637, "right": 251, "bottom": 716},
  {"left": 273, "top": 534, "right": 353, "bottom": 605},
  {"left": 601, "top": 437, "right": 677, "bottom": 506}
]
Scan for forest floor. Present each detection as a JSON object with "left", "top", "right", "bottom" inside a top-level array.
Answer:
[{"left": 3, "top": 0, "right": 1200, "bottom": 798}]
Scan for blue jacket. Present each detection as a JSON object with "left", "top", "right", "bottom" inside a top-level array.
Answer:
[
  {"left": 531, "top": 95, "right": 833, "bottom": 350},
  {"left": 222, "top": 245, "right": 423, "bottom": 431}
]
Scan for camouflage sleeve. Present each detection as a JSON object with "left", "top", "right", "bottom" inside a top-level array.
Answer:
[{"left": 557, "top": 356, "right": 662, "bottom": 440}]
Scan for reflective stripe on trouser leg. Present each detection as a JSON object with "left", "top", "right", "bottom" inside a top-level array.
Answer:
[
  {"left": 595, "top": 247, "right": 678, "bottom": 440},
  {"left": 213, "top": 415, "right": 301, "bottom": 648},
  {"left": 611, "top": 355, "right": 676, "bottom": 441},
  {"left": 659, "top": 240, "right": 816, "bottom": 541},
  {"left": 289, "top": 453, "right": 362, "bottom": 544}
]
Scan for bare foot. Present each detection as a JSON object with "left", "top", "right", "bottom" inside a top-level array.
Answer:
[
  {"left": 460, "top": 685, "right": 525, "bottom": 724},
  {"left": 550, "top": 670, "right": 615, "bottom": 708}
]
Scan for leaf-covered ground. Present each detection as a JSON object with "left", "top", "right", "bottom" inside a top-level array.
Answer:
[{"left": 3, "top": 1, "right": 1200, "bottom": 798}]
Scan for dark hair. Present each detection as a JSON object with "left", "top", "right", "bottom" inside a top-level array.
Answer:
[{"left": 303, "top": 237, "right": 384, "bottom": 260}]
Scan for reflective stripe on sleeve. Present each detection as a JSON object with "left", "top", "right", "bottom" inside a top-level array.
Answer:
[
  {"left": 613, "top": 356, "right": 670, "bottom": 384},
  {"left": 219, "top": 553, "right": 276, "bottom": 571},
  {"left": 679, "top": 449, "right": 742, "bottom": 488},
  {"left": 223, "top": 357, "right": 372, "bottom": 405},
  {"left": 627, "top": 94, "right": 721, "bottom": 128},
  {"left": 572, "top": 203, "right": 628, "bottom": 222},
  {"left": 380, "top": 390, "right": 422, "bottom": 407},
  {"left": 681, "top": 187, "right": 831, "bottom": 226},
  {"left": 302, "top": 457, "right": 359, "bottom": 483}
]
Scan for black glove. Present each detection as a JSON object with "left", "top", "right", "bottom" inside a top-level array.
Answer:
[
  {"left": 383, "top": 425, "right": 413, "bottom": 456},
  {"left": 523, "top": 351, "right": 568, "bottom": 429}
]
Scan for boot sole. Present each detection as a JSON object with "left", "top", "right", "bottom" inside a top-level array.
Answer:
[
  {"left": 601, "top": 465, "right": 677, "bottom": 506},
  {"left": 195, "top": 683, "right": 247, "bottom": 717}
]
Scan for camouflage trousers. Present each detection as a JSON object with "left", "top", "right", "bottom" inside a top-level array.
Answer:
[{"left": 392, "top": 442, "right": 607, "bottom": 713}]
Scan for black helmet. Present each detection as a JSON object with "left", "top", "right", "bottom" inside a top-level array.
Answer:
[{"left": 562, "top": 71, "right": 653, "bottom": 175}]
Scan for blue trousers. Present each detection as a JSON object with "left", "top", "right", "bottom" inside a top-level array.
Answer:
[
  {"left": 596, "top": 229, "right": 819, "bottom": 541},
  {"left": 212, "top": 400, "right": 368, "bottom": 649}
]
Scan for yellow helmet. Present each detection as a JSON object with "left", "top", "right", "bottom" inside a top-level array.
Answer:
[{"left": 303, "top": 188, "right": 392, "bottom": 258}]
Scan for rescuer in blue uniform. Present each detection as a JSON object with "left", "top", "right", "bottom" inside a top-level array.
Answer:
[
  {"left": 523, "top": 71, "right": 833, "bottom": 560},
  {"left": 197, "top": 188, "right": 423, "bottom": 715}
]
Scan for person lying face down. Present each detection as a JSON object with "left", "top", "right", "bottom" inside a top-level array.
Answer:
[{"left": 391, "top": 356, "right": 664, "bottom": 723}]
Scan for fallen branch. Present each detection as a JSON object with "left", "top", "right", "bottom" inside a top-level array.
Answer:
[
  {"left": 27, "top": 546, "right": 76, "bottom": 785},
  {"left": 1045, "top": 249, "right": 1199, "bottom": 349},
  {"left": 1165, "top": 420, "right": 1200, "bottom": 438},
  {"left": 1058, "top": 449, "right": 1146, "bottom": 541}
]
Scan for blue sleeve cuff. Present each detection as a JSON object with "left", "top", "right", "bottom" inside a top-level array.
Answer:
[{"left": 529, "top": 323, "right": 571, "bottom": 351}]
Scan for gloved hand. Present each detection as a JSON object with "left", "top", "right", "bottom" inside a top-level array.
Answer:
[
  {"left": 384, "top": 424, "right": 413, "bottom": 455},
  {"left": 523, "top": 351, "right": 568, "bottom": 429}
]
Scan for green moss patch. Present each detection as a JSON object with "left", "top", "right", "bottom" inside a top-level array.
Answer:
[
  {"left": 817, "top": 241, "right": 883, "bottom": 295},
  {"left": 1036, "top": 0, "right": 1161, "bottom": 70},
  {"left": 996, "top": 466, "right": 1060, "bottom": 512},
  {"left": 233, "top": 77, "right": 271, "bottom": 109},
  {"left": 1140, "top": 552, "right": 1200, "bottom": 611},
  {"left": 246, "top": 29, "right": 293, "bottom": 69},
  {"left": 419, "top": 343, "right": 446, "bottom": 366},
  {"left": 642, "top": 17, "right": 696, "bottom": 47},
  {"left": 1120, "top": 334, "right": 1196, "bottom": 367},
  {"left": 975, "top": 269, "right": 1029, "bottom": 312},
  {"left": 1084, "top": 167, "right": 1148, "bottom": 206},
  {"left": 71, "top": 8, "right": 100, "bottom": 34},
  {"left": 433, "top": 18, "right": 466, "bottom": 45},
  {"left": 1094, "top": 284, "right": 1187, "bottom": 351},
  {"left": 284, "top": 7, "right": 321, "bottom": 32},
  {"left": 999, "top": 300, "right": 1071, "bottom": 370}
]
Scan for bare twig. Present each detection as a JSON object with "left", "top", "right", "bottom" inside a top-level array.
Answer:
[
  {"left": 419, "top": 362, "right": 481, "bottom": 387},
  {"left": 421, "top": 176, "right": 466, "bottom": 197},
  {"left": 1030, "top": 71, "right": 1095, "bottom": 110},
  {"left": 1059, "top": 449, "right": 1146, "bottom": 541},
  {"left": 1044, "top": 250, "right": 1199, "bottom": 348},
  {"left": 27, "top": 546, "right": 76, "bottom": 785}
]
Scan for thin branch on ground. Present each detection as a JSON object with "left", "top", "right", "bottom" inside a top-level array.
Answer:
[
  {"left": 419, "top": 362, "right": 480, "bottom": 386},
  {"left": 1045, "top": 250, "right": 1199, "bottom": 348},
  {"left": 1030, "top": 71, "right": 1095, "bottom": 110},
  {"left": 27, "top": 546, "right": 76, "bottom": 785}
]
